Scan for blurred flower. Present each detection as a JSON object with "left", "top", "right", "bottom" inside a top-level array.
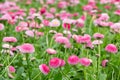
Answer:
[
  {"left": 79, "top": 58, "right": 92, "bottom": 67},
  {"left": 59, "top": 59, "right": 66, "bottom": 67},
  {"left": 55, "top": 36, "right": 70, "bottom": 45},
  {"left": 102, "top": 59, "right": 108, "bottom": 67},
  {"left": 58, "top": 1, "right": 68, "bottom": 9},
  {"left": 25, "top": 30, "right": 34, "bottom": 37},
  {"left": 49, "top": 57, "right": 61, "bottom": 68},
  {"left": 3, "top": 37, "right": 17, "bottom": 43},
  {"left": 93, "top": 33, "right": 104, "bottom": 39},
  {"left": 46, "top": 48, "right": 57, "bottom": 55},
  {"left": 50, "top": 19, "right": 60, "bottom": 27},
  {"left": 39, "top": 64, "right": 50, "bottom": 75},
  {"left": 8, "top": 66, "right": 16, "bottom": 73},
  {"left": 2, "top": 44, "right": 12, "bottom": 49},
  {"left": 17, "top": 43, "right": 35, "bottom": 53},
  {"left": 92, "top": 40, "right": 103, "bottom": 45},
  {"left": 105, "top": 44, "right": 118, "bottom": 53},
  {"left": 68, "top": 55, "right": 79, "bottom": 65}
]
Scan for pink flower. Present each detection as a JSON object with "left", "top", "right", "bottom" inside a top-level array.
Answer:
[
  {"left": 110, "top": 23, "right": 120, "bottom": 33},
  {"left": 39, "top": 64, "right": 50, "bottom": 75},
  {"left": 58, "top": 1, "right": 68, "bottom": 9},
  {"left": 68, "top": 55, "right": 79, "bottom": 65},
  {"left": 62, "top": 23, "right": 71, "bottom": 30},
  {"left": 49, "top": 19, "right": 60, "bottom": 27},
  {"left": 105, "top": 44, "right": 118, "bottom": 53},
  {"left": 79, "top": 58, "right": 92, "bottom": 67},
  {"left": 70, "top": 0, "right": 80, "bottom": 5},
  {"left": 40, "top": 7, "right": 46, "bottom": 15},
  {"left": 49, "top": 58, "right": 61, "bottom": 68},
  {"left": 85, "top": 41, "right": 94, "bottom": 49},
  {"left": 45, "top": 12, "right": 54, "bottom": 19},
  {"left": 50, "top": 8, "right": 56, "bottom": 13},
  {"left": 29, "top": 8, "right": 36, "bottom": 15},
  {"left": 83, "top": 5, "right": 93, "bottom": 11},
  {"left": 42, "top": 20, "right": 50, "bottom": 26},
  {"left": 114, "top": 10, "right": 120, "bottom": 16},
  {"left": 0, "top": 23, "right": 4, "bottom": 31},
  {"left": 92, "top": 40, "right": 103, "bottom": 45},
  {"left": 18, "top": 21, "right": 28, "bottom": 27},
  {"left": 53, "top": 33, "right": 63, "bottom": 39},
  {"left": 3, "top": 37, "right": 17, "bottom": 42},
  {"left": 64, "top": 43, "right": 71, "bottom": 48},
  {"left": 93, "top": 33, "right": 104, "bottom": 39},
  {"left": 77, "top": 34, "right": 91, "bottom": 44},
  {"left": 59, "top": 59, "right": 66, "bottom": 67},
  {"left": 102, "top": 59, "right": 108, "bottom": 67},
  {"left": 55, "top": 36, "right": 70, "bottom": 45},
  {"left": 75, "top": 19, "right": 85, "bottom": 28},
  {"left": 9, "top": 66, "right": 16, "bottom": 73},
  {"left": 25, "top": 30, "right": 34, "bottom": 37},
  {"left": 98, "top": 13, "right": 109, "bottom": 21},
  {"left": 47, "top": 0, "right": 55, "bottom": 4},
  {"left": 46, "top": 48, "right": 57, "bottom": 55},
  {"left": 100, "top": 0, "right": 111, "bottom": 4},
  {"left": 18, "top": 43, "right": 35, "bottom": 53}
]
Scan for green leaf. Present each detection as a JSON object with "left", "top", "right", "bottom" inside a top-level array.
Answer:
[
  {"left": 53, "top": 72, "right": 62, "bottom": 80},
  {"left": 99, "top": 73, "right": 107, "bottom": 80}
]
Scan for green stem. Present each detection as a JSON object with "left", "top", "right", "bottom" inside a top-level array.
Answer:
[
  {"left": 84, "top": 67, "right": 87, "bottom": 80},
  {"left": 26, "top": 54, "right": 31, "bottom": 80},
  {"left": 32, "top": 72, "right": 41, "bottom": 80},
  {"left": 97, "top": 44, "right": 101, "bottom": 80}
]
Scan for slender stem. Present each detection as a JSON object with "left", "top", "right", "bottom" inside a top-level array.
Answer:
[
  {"left": 0, "top": 53, "right": 19, "bottom": 77},
  {"left": 97, "top": 44, "right": 101, "bottom": 80},
  {"left": 84, "top": 67, "right": 87, "bottom": 80},
  {"left": 26, "top": 54, "right": 31, "bottom": 80},
  {"left": 59, "top": 68, "right": 70, "bottom": 80},
  {"left": 32, "top": 72, "right": 41, "bottom": 80}
]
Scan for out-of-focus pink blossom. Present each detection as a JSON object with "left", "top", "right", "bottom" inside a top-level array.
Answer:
[
  {"left": 68, "top": 55, "right": 79, "bottom": 65},
  {"left": 79, "top": 58, "right": 92, "bottom": 67},
  {"left": 50, "top": 19, "right": 60, "bottom": 27},
  {"left": 49, "top": 57, "right": 61, "bottom": 68},
  {"left": 3, "top": 37, "right": 17, "bottom": 43},
  {"left": 39, "top": 64, "right": 50, "bottom": 75},
  {"left": 46, "top": 48, "right": 57, "bottom": 55},
  {"left": 9, "top": 66, "right": 16, "bottom": 73},
  {"left": 25, "top": 30, "right": 34, "bottom": 37},
  {"left": 17, "top": 43, "right": 35, "bottom": 54},
  {"left": 93, "top": 33, "right": 104, "bottom": 39},
  {"left": 102, "top": 59, "right": 108, "bottom": 67},
  {"left": 105, "top": 44, "right": 118, "bottom": 53}
]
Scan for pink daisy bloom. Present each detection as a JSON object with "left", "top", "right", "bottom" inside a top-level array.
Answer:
[
  {"left": 46, "top": 48, "right": 57, "bottom": 55},
  {"left": 79, "top": 58, "right": 92, "bottom": 67},
  {"left": 49, "top": 19, "right": 60, "bottom": 27},
  {"left": 3, "top": 37, "right": 17, "bottom": 43},
  {"left": 9, "top": 66, "right": 16, "bottom": 73},
  {"left": 77, "top": 34, "right": 91, "bottom": 44},
  {"left": 105, "top": 44, "right": 118, "bottom": 53},
  {"left": 68, "top": 55, "right": 79, "bottom": 65},
  {"left": 55, "top": 36, "right": 70, "bottom": 45},
  {"left": 59, "top": 59, "right": 66, "bottom": 67},
  {"left": 49, "top": 57, "right": 61, "bottom": 68},
  {"left": 18, "top": 43, "right": 35, "bottom": 53},
  {"left": 102, "top": 59, "right": 109, "bottom": 67},
  {"left": 39, "top": 64, "right": 50, "bottom": 75},
  {"left": 93, "top": 33, "right": 104, "bottom": 39},
  {"left": 25, "top": 30, "right": 34, "bottom": 37}
]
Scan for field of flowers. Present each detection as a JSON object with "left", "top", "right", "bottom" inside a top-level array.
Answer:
[{"left": 0, "top": 0, "right": 120, "bottom": 80}]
